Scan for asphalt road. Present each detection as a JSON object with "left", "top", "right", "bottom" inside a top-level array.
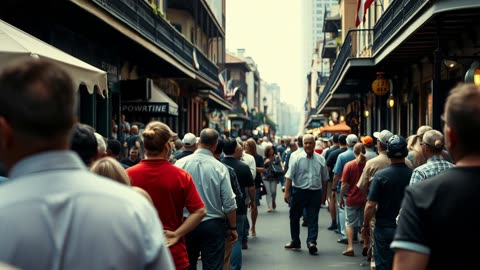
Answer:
[
  {"left": 241, "top": 187, "right": 369, "bottom": 270},
  {"left": 196, "top": 185, "right": 370, "bottom": 270}
]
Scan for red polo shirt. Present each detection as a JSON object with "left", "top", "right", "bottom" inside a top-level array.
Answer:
[
  {"left": 127, "top": 159, "right": 204, "bottom": 270},
  {"left": 341, "top": 159, "right": 367, "bottom": 207}
]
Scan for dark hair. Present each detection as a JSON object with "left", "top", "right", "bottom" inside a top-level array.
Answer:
[
  {"left": 444, "top": 83, "right": 480, "bottom": 154},
  {"left": 0, "top": 60, "right": 76, "bottom": 139},
  {"left": 338, "top": 134, "right": 347, "bottom": 145},
  {"left": 297, "top": 135, "right": 304, "bottom": 147},
  {"left": 214, "top": 138, "right": 225, "bottom": 154},
  {"left": 199, "top": 128, "right": 219, "bottom": 147},
  {"left": 70, "top": 123, "right": 98, "bottom": 165},
  {"left": 107, "top": 139, "right": 122, "bottom": 156},
  {"left": 223, "top": 138, "right": 238, "bottom": 155},
  {"left": 332, "top": 134, "right": 339, "bottom": 143}
]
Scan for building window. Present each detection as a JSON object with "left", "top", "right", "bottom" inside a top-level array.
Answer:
[{"left": 172, "top": 24, "right": 182, "bottom": 33}]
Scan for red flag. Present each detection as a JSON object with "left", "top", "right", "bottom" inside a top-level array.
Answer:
[{"left": 355, "top": 0, "right": 374, "bottom": 27}]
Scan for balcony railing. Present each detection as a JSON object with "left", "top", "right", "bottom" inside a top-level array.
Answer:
[
  {"left": 317, "top": 29, "right": 373, "bottom": 108},
  {"left": 373, "top": 0, "right": 426, "bottom": 51},
  {"left": 92, "top": 0, "right": 219, "bottom": 85}
]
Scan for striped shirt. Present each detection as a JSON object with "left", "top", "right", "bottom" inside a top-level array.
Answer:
[{"left": 409, "top": 155, "right": 454, "bottom": 186}]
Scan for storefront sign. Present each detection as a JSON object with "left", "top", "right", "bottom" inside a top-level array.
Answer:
[{"left": 121, "top": 102, "right": 171, "bottom": 115}]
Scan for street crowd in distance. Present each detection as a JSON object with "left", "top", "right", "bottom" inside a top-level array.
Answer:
[{"left": 0, "top": 59, "right": 480, "bottom": 270}]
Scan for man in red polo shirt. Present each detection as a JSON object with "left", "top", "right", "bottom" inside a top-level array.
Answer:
[{"left": 127, "top": 122, "right": 206, "bottom": 270}]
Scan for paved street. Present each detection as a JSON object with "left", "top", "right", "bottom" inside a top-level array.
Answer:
[{"left": 241, "top": 187, "right": 369, "bottom": 270}]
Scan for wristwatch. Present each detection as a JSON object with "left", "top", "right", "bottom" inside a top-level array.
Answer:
[{"left": 228, "top": 226, "right": 236, "bottom": 230}]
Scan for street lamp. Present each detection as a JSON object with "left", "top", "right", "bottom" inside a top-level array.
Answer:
[{"left": 263, "top": 96, "right": 268, "bottom": 137}]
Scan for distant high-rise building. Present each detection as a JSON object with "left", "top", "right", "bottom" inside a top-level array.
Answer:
[{"left": 312, "top": 0, "right": 338, "bottom": 47}]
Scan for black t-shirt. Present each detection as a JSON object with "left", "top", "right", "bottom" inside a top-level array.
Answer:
[
  {"left": 324, "top": 145, "right": 339, "bottom": 161},
  {"left": 368, "top": 163, "right": 412, "bottom": 228},
  {"left": 326, "top": 147, "right": 347, "bottom": 181},
  {"left": 221, "top": 157, "right": 254, "bottom": 215},
  {"left": 392, "top": 167, "right": 480, "bottom": 270},
  {"left": 254, "top": 154, "right": 264, "bottom": 187},
  {"left": 174, "top": 150, "right": 194, "bottom": 160}
]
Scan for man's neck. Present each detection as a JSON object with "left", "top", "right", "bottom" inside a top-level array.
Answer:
[{"left": 454, "top": 154, "right": 480, "bottom": 167}]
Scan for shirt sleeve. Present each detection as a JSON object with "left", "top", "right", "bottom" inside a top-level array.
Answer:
[
  {"left": 285, "top": 154, "right": 297, "bottom": 179},
  {"left": 183, "top": 173, "right": 205, "bottom": 213},
  {"left": 390, "top": 187, "right": 431, "bottom": 255},
  {"left": 367, "top": 174, "right": 381, "bottom": 202},
  {"left": 333, "top": 155, "right": 343, "bottom": 175},
  {"left": 409, "top": 168, "right": 423, "bottom": 186},
  {"left": 137, "top": 201, "right": 175, "bottom": 269},
  {"left": 219, "top": 166, "right": 237, "bottom": 213},
  {"left": 322, "top": 159, "right": 329, "bottom": 182},
  {"left": 357, "top": 163, "right": 371, "bottom": 189}
]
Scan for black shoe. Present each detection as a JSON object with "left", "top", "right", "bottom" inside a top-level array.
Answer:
[
  {"left": 301, "top": 220, "right": 308, "bottom": 227},
  {"left": 337, "top": 238, "right": 348, "bottom": 244},
  {"left": 282, "top": 186, "right": 285, "bottom": 192},
  {"left": 242, "top": 239, "right": 248, "bottom": 250},
  {"left": 308, "top": 243, "right": 318, "bottom": 255},
  {"left": 327, "top": 223, "right": 338, "bottom": 230},
  {"left": 284, "top": 242, "right": 301, "bottom": 249}
]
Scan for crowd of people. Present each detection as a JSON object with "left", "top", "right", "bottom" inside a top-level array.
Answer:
[{"left": 0, "top": 59, "right": 479, "bottom": 270}]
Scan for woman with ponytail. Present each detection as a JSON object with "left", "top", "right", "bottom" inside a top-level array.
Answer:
[{"left": 339, "top": 142, "right": 368, "bottom": 257}]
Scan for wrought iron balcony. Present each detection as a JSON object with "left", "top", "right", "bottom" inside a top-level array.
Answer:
[
  {"left": 373, "top": 0, "right": 425, "bottom": 51},
  {"left": 317, "top": 29, "right": 374, "bottom": 108},
  {"left": 91, "top": 0, "right": 219, "bottom": 85}
]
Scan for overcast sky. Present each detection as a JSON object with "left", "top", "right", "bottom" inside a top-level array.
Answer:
[{"left": 226, "top": 0, "right": 304, "bottom": 109}]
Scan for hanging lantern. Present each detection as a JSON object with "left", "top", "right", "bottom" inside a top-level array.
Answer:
[{"left": 371, "top": 72, "right": 390, "bottom": 96}]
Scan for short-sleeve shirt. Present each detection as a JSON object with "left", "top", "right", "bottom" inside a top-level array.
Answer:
[
  {"left": 285, "top": 151, "right": 329, "bottom": 190},
  {"left": 175, "top": 149, "right": 236, "bottom": 220},
  {"left": 391, "top": 167, "right": 480, "bottom": 270},
  {"left": 341, "top": 160, "right": 366, "bottom": 207},
  {"left": 254, "top": 154, "right": 264, "bottom": 187},
  {"left": 409, "top": 155, "right": 454, "bottom": 186},
  {"left": 127, "top": 159, "right": 204, "bottom": 270},
  {"left": 367, "top": 163, "right": 412, "bottom": 228}
]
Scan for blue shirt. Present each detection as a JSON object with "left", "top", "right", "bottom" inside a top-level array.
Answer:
[
  {"left": 285, "top": 151, "right": 329, "bottom": 190},
  {"left": 0, "top": 151, "right": 174, "bottom": 270},
  {"left": 333, "top": 147, "right": 355, "bottom": 175},
  {"left": 409, "top": 155, "right": 454, "bottom": 186},
  {"left": 175, "top": 148, "right": 236, "bottom": 221}
]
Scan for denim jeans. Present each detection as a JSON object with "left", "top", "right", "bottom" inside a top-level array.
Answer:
[
  {"left": 186, "top": 218, "right": 226, "bottom": 270},
  {"left": 231, "top": 215, "right": 247, "bottom": 270},
  {"left": 289, "top": 188, "right": 322, "bottom": 245},
  {"left": 373, "top": 227, "right": 396, "bottom": 270}
]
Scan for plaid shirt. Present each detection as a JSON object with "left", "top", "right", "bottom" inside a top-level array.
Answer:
[{"left": 409, "top": 155, "right": 454, "bottom": 186}]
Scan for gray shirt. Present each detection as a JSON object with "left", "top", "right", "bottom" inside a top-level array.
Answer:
[
  {"left": 285, "top": 151, "right": 329, "bottom": 190},
  {"left": 0, "top": 151, "right": 174, "bottom": 270},
  {"left": 175, "top": 148, "right": 236, "bottom": 221}
]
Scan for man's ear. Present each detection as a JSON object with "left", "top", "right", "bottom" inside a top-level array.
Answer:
[{"left": 444, "top": 126, "right": 456, "bottom": 152}]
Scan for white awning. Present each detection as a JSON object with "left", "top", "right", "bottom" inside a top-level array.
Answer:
[
  {"left": 0, "top": 19, "right": 108, "bottom": 97},
  {"left": 150, "top": 80, "right": 178, "bottom": 116}
]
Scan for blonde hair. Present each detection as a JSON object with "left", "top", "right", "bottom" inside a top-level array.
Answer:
[
  {"left": 142, "top": 121, "right": 175, "bottom": 156},
  {"left": 353, "top": 143, "right": 367, "bottom": 165},
  {"left": 90, "top": 157, "right": 153, "bottom": 203},
  {"left": 245, "top": 138, "right": 257, "bottom": 156},
  {"left": 90, "top": 157, "right": 130, "bottom": 185}
]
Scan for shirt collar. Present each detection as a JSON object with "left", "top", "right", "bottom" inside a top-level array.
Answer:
[
  {"left": 9, "top": 151, "right": 87, "bottom": 179},
  {"left": 427, "top": 155, "right": 445, "bottom": 163},
  {"left": 195, "top": 148, "right": 214, "bottom": 157}
]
